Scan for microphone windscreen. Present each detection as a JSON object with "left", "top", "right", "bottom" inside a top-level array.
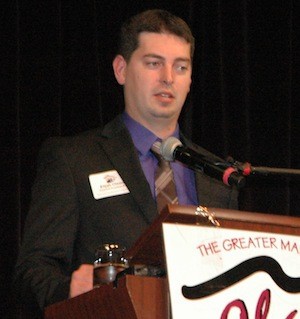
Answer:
[{"left": 161, "top": 137, "right": 183, "bottom": 161}]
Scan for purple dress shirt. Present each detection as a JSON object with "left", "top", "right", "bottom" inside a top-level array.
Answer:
[{"left": 122, "top": 112, "right": 198, "bottom": 206}]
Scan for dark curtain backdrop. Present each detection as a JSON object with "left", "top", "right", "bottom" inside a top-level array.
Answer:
[{"left": 1, "top": 0, "right": 299, "bottom": 317}]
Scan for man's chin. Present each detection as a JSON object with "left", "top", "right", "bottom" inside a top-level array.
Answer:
[{"left": 152, "top": 106, "right": 180, "bottom": 118}]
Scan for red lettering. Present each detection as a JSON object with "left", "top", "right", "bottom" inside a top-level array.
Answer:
[
  {"left": 221, "top": 299, "right": 248, "bottom": 319},
  {"left": 286, "top": 310, "right": 298, "bottom": 319},
  {"left": 220, "top": 289, "right": 297, "bottom": 319},
  {"left": 255, "top": 289, "right": 270, "bottom": 319}
]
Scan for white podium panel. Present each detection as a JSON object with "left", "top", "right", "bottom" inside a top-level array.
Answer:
[{"left": 163, "top": 223, "right": 300, "bottom": 319}]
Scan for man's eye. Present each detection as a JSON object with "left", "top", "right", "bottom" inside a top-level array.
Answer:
[
  {"left": 146, "top": 61, "right": 161, "bottom": 68},
  {"left": 176, "top": 65, "right": 188, "bottom": 72}
]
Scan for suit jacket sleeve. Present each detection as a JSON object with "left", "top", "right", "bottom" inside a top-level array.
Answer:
[{"left": 14, "top": 138, "right": 80, "bottom": 310}]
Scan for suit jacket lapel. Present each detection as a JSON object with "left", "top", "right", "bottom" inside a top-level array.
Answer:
[
  {"left": 181, "top": 133, "right": 237, "bottom": 208},
  {"left": 194, "top": 172, "right": 216, "bottom": 206},
  {"left": 180, "top": 133, "right": 215, "bottom": 206},
  {"left": 98, "top": 116, "right": 158, "bottom": 224}
]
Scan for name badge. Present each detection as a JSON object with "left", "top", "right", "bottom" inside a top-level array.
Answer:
[{"left": 89, "top": 170, "right": 130, "bottom": 200}]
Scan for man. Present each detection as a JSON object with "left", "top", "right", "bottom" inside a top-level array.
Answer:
[{"left": 14, "top": 9, "right": 238, "bottom": 314}]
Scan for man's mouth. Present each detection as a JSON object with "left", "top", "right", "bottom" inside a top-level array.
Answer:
[
  {"left": 155, "top": 91, "right": 174, "bottom": 99},
  {"left": 160, "top": 93, "right": 173, "bottom": 98}
]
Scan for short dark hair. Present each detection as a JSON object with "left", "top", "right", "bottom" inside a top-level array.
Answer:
[{"left": 118, "top": 9, "right": 195, "bottom": 62}]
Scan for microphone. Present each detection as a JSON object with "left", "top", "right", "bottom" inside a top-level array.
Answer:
[{"left": 155, "top": 137, "right": 246, "bottom": 189}]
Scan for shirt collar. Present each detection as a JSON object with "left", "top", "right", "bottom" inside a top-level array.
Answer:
[{"left": 122, "top": 112, "right": 180, "bottom": 156}]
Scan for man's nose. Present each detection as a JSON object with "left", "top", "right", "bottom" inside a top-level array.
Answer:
[{"left": 160, "top": 65, "right": 174, "bottom": 87}]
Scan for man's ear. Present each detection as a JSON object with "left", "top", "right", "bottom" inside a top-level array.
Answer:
[{"left": 112, "top": 55, "right": 127, "bottom": 85}]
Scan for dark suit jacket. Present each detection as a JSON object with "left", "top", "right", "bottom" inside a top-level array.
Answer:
[{"left": 14, "top": 115, "right": 238, "bottom": 311}]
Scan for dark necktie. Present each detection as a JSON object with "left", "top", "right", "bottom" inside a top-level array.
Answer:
[{"left": 151, "top": 144, "right": 178, "bottom": 213}]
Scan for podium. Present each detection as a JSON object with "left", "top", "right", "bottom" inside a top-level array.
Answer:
[{"left": 44, "top": 205, "right": 300, "bottom": 319}]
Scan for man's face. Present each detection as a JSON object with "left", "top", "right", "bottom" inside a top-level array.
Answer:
[{"left": 114, "top": 32, "right": 192, "bottom": 132}]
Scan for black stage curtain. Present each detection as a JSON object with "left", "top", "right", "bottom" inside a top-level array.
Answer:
[{"left": 1, "top": 0, "right": 299, "bottom": 317}]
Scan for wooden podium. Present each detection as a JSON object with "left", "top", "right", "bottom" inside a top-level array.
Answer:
[
  {"left": 44, "top": 205, "right": 300, "bottom": 319},
  {"left": 44, "top": 275, "right": 169, "bottom": 319}
]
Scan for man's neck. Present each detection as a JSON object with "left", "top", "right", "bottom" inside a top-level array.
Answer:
[
  {"left": 151, "top": 126, "right": 177, "bottom": 140},
  {"left": 125, "top": 112, "right": 178, "bottom": 140}
]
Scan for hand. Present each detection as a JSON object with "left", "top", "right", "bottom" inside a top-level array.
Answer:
[{"left": 69, "top": 264, "right": 93, "bottom": 298}]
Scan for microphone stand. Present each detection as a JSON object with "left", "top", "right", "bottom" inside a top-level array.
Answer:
[
  {"left": 248, "top": 166, "right": 300, "bottom": 177},
  {"left": 227, "top": 159, "right": 300, "bottom": 179}
]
